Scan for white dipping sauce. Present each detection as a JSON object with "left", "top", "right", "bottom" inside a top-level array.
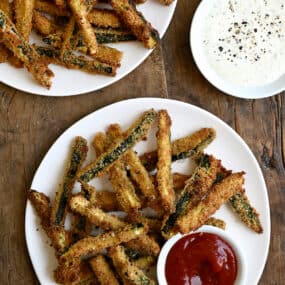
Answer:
[{"left": 202, "top": 0, "right": 285, "bottom": 86}]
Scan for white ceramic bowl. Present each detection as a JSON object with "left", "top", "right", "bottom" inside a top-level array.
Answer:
[
  {"left": 190, "top": 0, "right": 285, "bottom": 99},
  {"left": 157, "top": 225, "right": 247, "bottom": 285}
]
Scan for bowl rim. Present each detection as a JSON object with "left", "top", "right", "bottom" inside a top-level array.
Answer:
[{"left": 157, "top": 225, "right": 247, "bottom": 285}]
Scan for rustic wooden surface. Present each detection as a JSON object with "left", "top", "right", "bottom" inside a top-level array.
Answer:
[{"left": 0, "top": 0, "right": 283, "bottom": 284}]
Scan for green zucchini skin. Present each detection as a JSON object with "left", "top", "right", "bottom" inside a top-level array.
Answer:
[
  {"left": 171, "top": 133, "right": 215, "bottom": 161},
  {"left": 42, "top": 28, "right": 136, "bottom": 49},
  {"left": 51, "top": 136, "right": 88, "bottom": 226},
  {"left": 94, "top": 28, "right": 137, "bottom": 44},
  {"left": 35, "top": 46, "right": 116, "bottom": 76},
  {"left": 78, "top": 109, "right": 157, "bottom": 182},
  {"left": 140, "top": 128, "right": 216, "bottom": 172},
  {"left": 229, "top": 192, "right": 263, "bottom": 233}
]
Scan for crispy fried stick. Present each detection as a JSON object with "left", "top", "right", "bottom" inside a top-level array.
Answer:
[
  {"left": 14, "top": 0, "right": 35, "bottom": 40},
  {"left": 0, "top": 10, "right": 54, "bottom": 88}
]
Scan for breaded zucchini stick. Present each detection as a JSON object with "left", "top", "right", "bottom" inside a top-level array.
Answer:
[
  {"left": 69, "top": 0, "right": 98, "bottom": 55},
  {"left": 43, "top": 30, "right": 123, "bottom": 66},
  {"left": 110, "top": 0, "right": 159, "bottom": 48},
  {"left": 35, "top": 46, "right": 116, "bottom": 76},
  {"left": 35, "top": 0, "right": 70, "bottom": 16},
  {"left": 44, "top": 28, "right": 136, "bottom": 48},
  {"left": 109, "top": 160, "right": 142, "bottom": 213},
  {"left": 88, "top": 8, "right": 122, "bottom": 28},
  {"left": 123, "top": 150, "right": 158, "bottom": 203},
  {"left": 77, "top": 109, "right": 157, "bottom": 182},
  {"left": 51, "top": 136, "right": 88, "bottom": 226},
  {"left": 55, "top": 223, "right": 148, "bottom": 284},
  {"left": 0, "top": 10, "right": 54, "bottom": 88},
  {"left": 69, "top": 195, "right": 126, "bottom": 230},
  {"left": 28, "top": 190, "right": 72, "bottom": 255},
  {"left": 33, "top": 10, "right": 58, "bottom": 36},
  {"left": 161, "top": 154, "right": 222, "bottom": 238},
  {"left": 107, "top": 124, "right": 142, "bottom": 213},
  {"left": 140, "top": 128, "right": 216, "bottom": 171},
  {"left": 177, "top": 172, "right": 245, "bottom": 233},
  {"left": 14, "top": 0, "right": 35, "bottom": 40},
  {"left": 156, "top": 110, "right": 174, "bottom": 212},
  {"left": 71, "top": 189, "right": 94, "bottom": 241},
  {"left": 109, "top": 246, "right": 156, "bottom": 285},
  {"left": 69, "top": 195, "right": 158, "bottom": 257},
  {"left": 70, "top": 196, "right": 159, "bottom": 260},
  {"left": 60, "top": 17, "right": 76, "bottom": 59},
  {"left": 107, "top": 123, "right": 157, "bottom": 203},
  {"left": 229, "top": 191, "right": 263, "bottom": 233},
  {"left": 28, "top": 190, "right": 51, "bottom": 229},
  {"left": 93, "top": 27, "right": 136, "bottom": 44},
  {"left": 92, "top": 132, "right": 107, "bottom": 156},
  {"left": 76, "top": 43, "right": 123, "bottom": 67},
  {"left": 89, "top": 255, "right": 120, "bottom": 285},
  {"left": 205, "top": 217, "right": 226, "bottom": 230}
]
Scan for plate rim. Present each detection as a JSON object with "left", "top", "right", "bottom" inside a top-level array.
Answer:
[
  {"left": 0, "top": 1, "right": 177, "bottom": 97},
  {"left": 189, "top": 0, "right": 284, "bottom": 99},
  {"left": 25, "top": 97, "right": 271, "bottom": 284}
]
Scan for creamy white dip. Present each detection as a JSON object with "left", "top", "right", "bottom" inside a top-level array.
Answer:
[{"left": 202, "top": 0, "right": 285, "bottom": 86}]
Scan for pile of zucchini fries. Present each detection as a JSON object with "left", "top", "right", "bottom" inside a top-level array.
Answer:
[
  {"left": 0, "top": 0, "right": 173, "bottom": 88},
  {"left": 29, "top": 109, "right": 262, "bottom": 284}
]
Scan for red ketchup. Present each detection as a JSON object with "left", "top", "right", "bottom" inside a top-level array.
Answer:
[{"left": 165, "top": 232, "right": 238, "bottom": 285}]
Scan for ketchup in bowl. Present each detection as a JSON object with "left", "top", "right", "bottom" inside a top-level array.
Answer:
[{"left": 165, "top": 232, "right": 238, "bottom": 285}]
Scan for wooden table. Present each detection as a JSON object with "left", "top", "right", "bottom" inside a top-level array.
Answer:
[{"left": 0, "top": 1, "right": 283, "bottom": 284}]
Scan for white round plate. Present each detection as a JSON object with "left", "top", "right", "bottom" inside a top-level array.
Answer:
[
  {"left": 0, "top": 2, "right": 176, "bottom": 96},
  {"left": 25, "top": 98, "right": 270, "bottom": 284},
  {"left": 190, "top": 0, "right": 285, "bottom": 99}
]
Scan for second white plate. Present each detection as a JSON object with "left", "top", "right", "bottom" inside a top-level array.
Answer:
[
  {"left": 0, "top": 2, "right": 176, "bottom": 96},
  {"left": 25, "top": 98, "right": 270, "bottom": 284}
]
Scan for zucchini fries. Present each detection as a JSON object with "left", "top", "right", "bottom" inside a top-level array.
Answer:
[
  {"left": 51, "top": 136, "right": 88, "bottom": 226},
  {"left": 156, "top": 110, "right": 174, "bottom": 212},
  {"left": 0, "top": 10, "right": 54, "bottom": 88},
  {"left": 28, "top": 109, "right": 263, "bottom": 285},
  {"left": 1, "top": 0, "right": 172, "bottom": 87}
]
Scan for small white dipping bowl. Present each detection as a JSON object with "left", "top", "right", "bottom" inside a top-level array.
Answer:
[
  {"left": 157, "top": 225, "right": 247, "bottom": 285},
  {"left": 190, "top": 0, "right": 285, "bottom": 99}
]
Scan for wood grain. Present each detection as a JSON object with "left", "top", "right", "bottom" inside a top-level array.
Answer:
[{"left": 0, "top": 0, "right": 284, "bottom": 284}]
